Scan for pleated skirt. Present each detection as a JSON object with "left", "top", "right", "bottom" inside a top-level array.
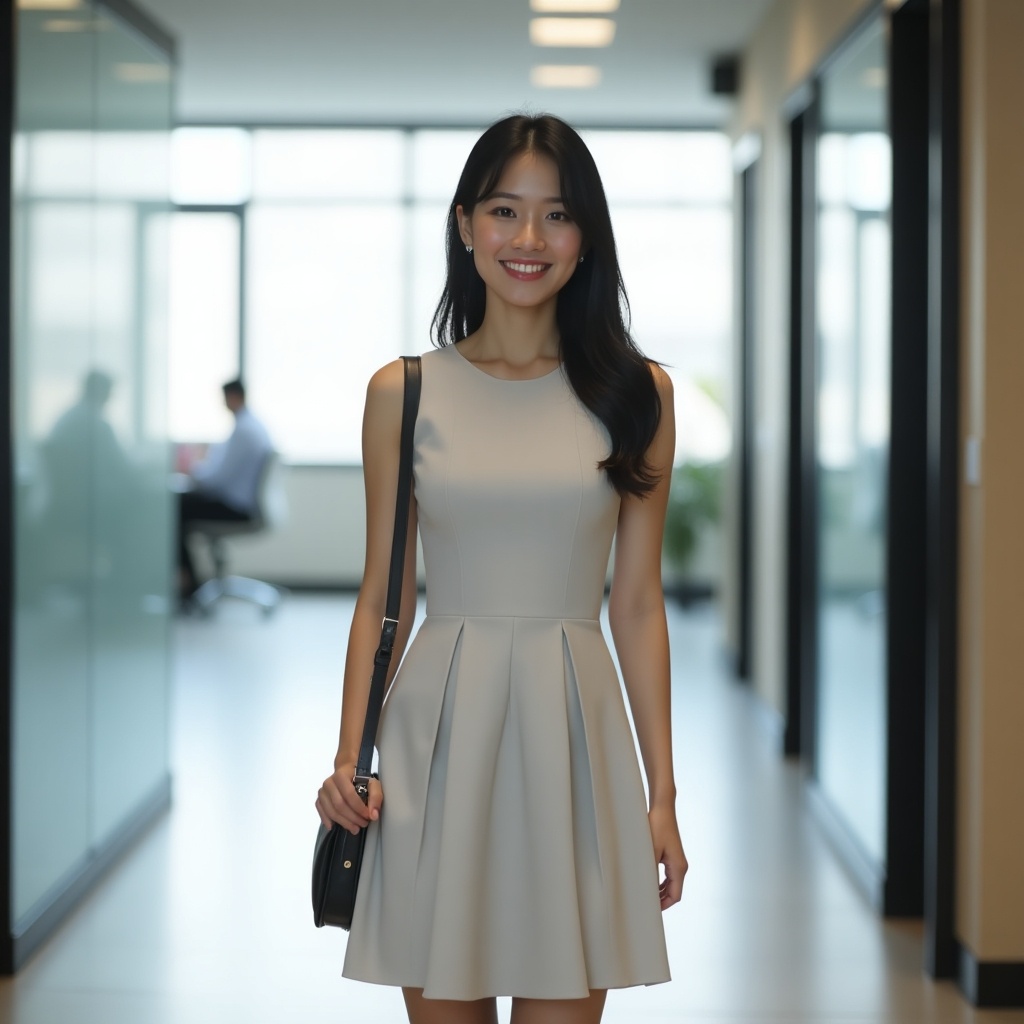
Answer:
[{"left": 341, "top": 614, "right": 671, "bottom": 1000}]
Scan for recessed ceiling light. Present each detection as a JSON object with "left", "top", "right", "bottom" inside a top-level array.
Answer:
[
  {"left": 17, "top": 0, "right": 81, "bottom": 9},
  {"left": 530, "top": 17, "right": 616, "bottom": 47},
  {"left": 530, "top": 0, "right": 620, "bottom": 11},
  {"left": 531, "top": 65, "right": 602, "bottom": 89}
]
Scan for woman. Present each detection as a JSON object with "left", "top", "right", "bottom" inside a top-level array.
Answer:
[{"left": 316, "top": 113, "right": 688, "bottom": 1024}]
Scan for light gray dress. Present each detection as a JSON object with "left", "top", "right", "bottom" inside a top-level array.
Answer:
[{"left": 342, "top": 344, "right": 671, "bottom": 1000}]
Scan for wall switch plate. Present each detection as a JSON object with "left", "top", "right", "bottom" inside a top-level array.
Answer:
[{"left": 965, "top": 436, "right": 982, "bottom": 486}]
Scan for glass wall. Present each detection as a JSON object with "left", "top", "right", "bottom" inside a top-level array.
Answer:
[
  {"left": 170, "top": 127, "right": 733, "bottom": 466},
  {"left": 813, "top": 18, "right": 891, "bottom": 866},
  {"left": 10, "top": 2, "right": 173, "bottom": 930}
]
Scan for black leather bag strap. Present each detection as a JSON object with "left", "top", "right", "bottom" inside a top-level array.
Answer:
[{"left": 354, "top": 355, "right": 421, "bottom": 783}]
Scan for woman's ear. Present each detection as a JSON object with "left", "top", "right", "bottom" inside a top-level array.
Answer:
[{"left": 456, "top": 204, "right": 473, "bottom": 249}]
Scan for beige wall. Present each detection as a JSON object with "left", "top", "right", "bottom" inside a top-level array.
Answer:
[
  {"left": 957, "top": 0, "right": 1024, "bottom": 962},
  {"left": 210, "top": 467, "right": 721, "bottom": 590},
  {"left": 728, "top": 0, "right": 872, "bottom": 715}
]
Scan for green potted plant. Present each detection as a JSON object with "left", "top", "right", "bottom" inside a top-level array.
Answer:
[{"left": 663, "top": 460, "right": 723, "bottom": 602}]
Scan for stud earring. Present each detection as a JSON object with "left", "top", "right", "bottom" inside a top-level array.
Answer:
[
  {"left": 578, "top": 255, "right": 585, "bottom": 263},
  {"left": 466, "top": 245, "right": 473, "bottom": 253}
]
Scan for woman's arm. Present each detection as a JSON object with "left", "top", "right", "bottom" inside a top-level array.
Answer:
[
  {"left": 316, "top": 358, "right": 419, "bottom": 834},
  {"left": 607, "top": 364, "right": 687, "bottom": 907}
]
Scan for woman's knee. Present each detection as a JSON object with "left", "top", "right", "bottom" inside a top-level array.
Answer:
[
  {"left": 402, "top": 987, "right": 499, "bottom": 1024},
  {"left": 510, "top": 989, "right": 607, "bottom": 1024}
]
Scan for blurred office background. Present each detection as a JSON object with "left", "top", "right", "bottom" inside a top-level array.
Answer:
[{"left": 2, "top": 0, "right": 1024, "bottom": 1021}]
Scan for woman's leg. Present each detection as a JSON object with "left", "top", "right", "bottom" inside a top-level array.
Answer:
[
  {"left": 510, "top": 990, "right": 607, "bottom": 1024},
  {"left": 402, "top": 987, "right": 499, "bottom": 1024}
]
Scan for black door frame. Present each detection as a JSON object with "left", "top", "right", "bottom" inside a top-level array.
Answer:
[
  {"left": 783, "top": 0, "right": 959, "bottom": 944},
  {"left": 783, "top": 88, "right": 819, "bottom": 763},
  {"left": 733, "top": 133, "right": 760, "bottom": 683},
  {"left": 923, "top": 0, "right": 960, "bottom": 985},
  {"left": 0, "top": 0, "right": 17, "bottom": 974}
]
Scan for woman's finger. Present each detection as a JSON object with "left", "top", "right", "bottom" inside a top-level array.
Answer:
[
  {"left": 319, "top": 778, "right": 369, "bottom": 831},
  {"left": 366, "top": 778, "right": 384, "bottom": 821},
  {"left": 663, "top": 854, "right": 686, "bottom": 906},
  {"left": 336, "top": 775, "right": 373, "bottom": 821}
]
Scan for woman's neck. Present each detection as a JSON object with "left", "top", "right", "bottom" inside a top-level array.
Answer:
[{"left": 470, "top": 293, "right": 560, "bottom": 366}]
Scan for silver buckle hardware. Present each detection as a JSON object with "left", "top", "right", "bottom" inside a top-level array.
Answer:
[
  {"left": 352, "top": 773, "right": 374, "bottom": 805},
  {"left": 374, "top": 617, "right": 399, "bottom": 667}
]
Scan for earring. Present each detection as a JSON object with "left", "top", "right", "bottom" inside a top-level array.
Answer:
[
  {"left": 578, "top": 255, "right": 585, "bottom": 263},
  {"left": 466, "top": 245, "right": 473, "bottom": 253}
]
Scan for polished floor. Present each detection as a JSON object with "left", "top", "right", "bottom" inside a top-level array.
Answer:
[{"left": 0, "top": 595, "right": 1018, "bottom": 1024}]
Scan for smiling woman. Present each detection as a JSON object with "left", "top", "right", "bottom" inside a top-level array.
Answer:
[
  {"left": 318, "top": 114, "right": 687, "bottom": 1024},
  {"left": 457, "top": 152, "right": 584, "bottom": 320}
]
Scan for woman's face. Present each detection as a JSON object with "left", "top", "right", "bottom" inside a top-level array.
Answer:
[{"left": 457, "top": 150, "right": 584, "bottom": 311}]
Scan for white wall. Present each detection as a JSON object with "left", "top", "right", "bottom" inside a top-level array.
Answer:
[{"left": 206, "top": 465, "right": 721, "bottom": 592}]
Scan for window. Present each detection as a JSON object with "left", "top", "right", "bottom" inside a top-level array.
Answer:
[
  {"left": 169, "top": 127, "right": 733, "bottom": 464},
  {"left": 166, "top": 212, "right": 240, "bottom": 441}
]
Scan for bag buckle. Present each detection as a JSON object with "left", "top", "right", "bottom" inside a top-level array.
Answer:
[
  {"left": 374, "top": 617, "right": 399, "bottom": 667},
  {"left": 352, "top": 773, "right": 374, "bottom": 804}
]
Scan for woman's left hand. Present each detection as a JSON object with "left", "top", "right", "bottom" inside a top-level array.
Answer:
[{"left": 648, "top": 803, "right": 687, "bottom": 910}]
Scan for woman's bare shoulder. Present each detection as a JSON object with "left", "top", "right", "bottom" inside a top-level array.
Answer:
[
  {"left": 647, "top": 359, "right": 674, "bottom": 401},
  {"left": 366, "top": 358, "right": 406, "bottom": 400}
]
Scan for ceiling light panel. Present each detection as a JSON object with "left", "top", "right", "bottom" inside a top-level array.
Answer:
[
  {"left": 18, "top": 0, "right": 81, "bottom": 8},
  {"left": 530, "top": 17, "right": 616, "bottom": 47},
  {"left": 530, "top": 0, "right": 620, "bottom": 12},
  {"left": 531, "top": 65, "right": 602, "bottom": 88}
]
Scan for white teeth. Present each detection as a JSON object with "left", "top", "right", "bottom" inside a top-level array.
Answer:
[{"left": 504, "top": 261, "right": 548, "bottom": 273}]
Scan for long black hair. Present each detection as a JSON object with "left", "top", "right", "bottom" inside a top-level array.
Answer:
[{"left": 431, "top": 113, "right": 662, "bottom": 498}]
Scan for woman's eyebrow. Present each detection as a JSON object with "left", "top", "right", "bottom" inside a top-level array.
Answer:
[{"left": 487, "top": 191, "right": 565, "bottom": 203}]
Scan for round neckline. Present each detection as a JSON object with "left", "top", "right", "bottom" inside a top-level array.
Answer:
[{"left": 450, "top": 343, "right": 562, "bottom": 383}]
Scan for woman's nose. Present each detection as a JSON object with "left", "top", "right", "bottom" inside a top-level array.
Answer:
[{"left": 513, "top": 219, "right": 545, "bottom": 250}]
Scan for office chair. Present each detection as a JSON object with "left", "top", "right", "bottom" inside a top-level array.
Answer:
[{"left": 191, "top": 452, "right": 289, "bottom": 616}]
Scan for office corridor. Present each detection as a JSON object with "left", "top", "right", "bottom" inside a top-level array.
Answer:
[{"left": 0, "top": 595, "right": 1013, "bottom": 1024}]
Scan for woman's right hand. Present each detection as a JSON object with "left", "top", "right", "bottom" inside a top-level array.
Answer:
[{"left": 315, "top": 762, "right": 384, "bottom": 835}]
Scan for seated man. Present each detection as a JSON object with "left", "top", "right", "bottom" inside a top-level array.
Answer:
[{"left": 178, "top": 378, "right": 273, "bottom": 600}]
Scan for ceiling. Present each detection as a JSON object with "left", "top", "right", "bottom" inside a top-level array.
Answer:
[{"left": 142, "top": 0, "right": 775, "bottom": 128}]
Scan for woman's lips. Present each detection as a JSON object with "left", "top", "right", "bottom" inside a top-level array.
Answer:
[{"left": 500, "top": 260, "right": 552, "bottom": 281}]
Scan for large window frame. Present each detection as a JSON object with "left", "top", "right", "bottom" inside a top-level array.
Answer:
[{"left": 170, "top": 124, "right": 735, "bottom": 467}]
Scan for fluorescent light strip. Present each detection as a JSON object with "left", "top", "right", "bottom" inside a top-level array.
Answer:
[
  {"left": 530, "top": 0, "right": 620, "bottom": 11},
  {"left": 530, "top": 17, "right": 616, "bottom": 47},
  {"left": 18, "top": 0, "right": 81, "bottom": 9},
  {"left": 42, "top": 17, "right": 90, "bottom": 30},
  {"left": 531, "top": 65, "right": 602, "bottom": 89}
]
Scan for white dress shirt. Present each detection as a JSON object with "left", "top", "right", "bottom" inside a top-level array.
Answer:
[{"left": 190, "top": 407, "right": 273, "bottom": 515}]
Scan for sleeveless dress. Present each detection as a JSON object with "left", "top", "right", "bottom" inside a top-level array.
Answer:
[{"left": 342, "top": 345, "right": 671, "bottom": 1000}]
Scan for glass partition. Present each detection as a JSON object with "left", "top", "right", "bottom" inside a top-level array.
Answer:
[
  {"left": 813, "top": 17, "right": 891, "bottom": 866},
  {"left": 11, "top": 1, "right": 173, "bottom": 929}
]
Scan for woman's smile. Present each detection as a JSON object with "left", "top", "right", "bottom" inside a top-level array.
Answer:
[{"left": 500, "top": 259, "right": 552, "bottom": 280}]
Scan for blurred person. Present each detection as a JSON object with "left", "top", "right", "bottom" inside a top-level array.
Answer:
[
  {"left": 316, "top": 114, "right": 686, "bottom": 1024},
  {"left": 36, "top": 369, "right": 137, "bottom": 589},
  {"left": 177, "top": 378, "right": 272, "bottom": 600},
  {"left": 43, "top": 369, "right": 130, "bottom": 498}
]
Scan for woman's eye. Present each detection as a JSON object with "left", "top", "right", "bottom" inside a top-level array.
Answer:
[
  {"left": 491, "top": 206, "right": 515, "bottom": 218},
  {"left": 548, "top": 211, "right": 571, "bottom": 222}
]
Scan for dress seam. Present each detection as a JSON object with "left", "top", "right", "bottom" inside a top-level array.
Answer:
[
  {"left": 423, "top": 613, "right": 599, "bottom": 622},
  {"left": 561, "top": 402, "right": 586, "bottom": 613},
  {"left": 441, "top": 362, "right": 465, "bottom": 611}
]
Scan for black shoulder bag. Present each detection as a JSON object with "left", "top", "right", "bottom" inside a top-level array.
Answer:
[{"left": 312, "top": 354, "right": 422, "bottom": 930}]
